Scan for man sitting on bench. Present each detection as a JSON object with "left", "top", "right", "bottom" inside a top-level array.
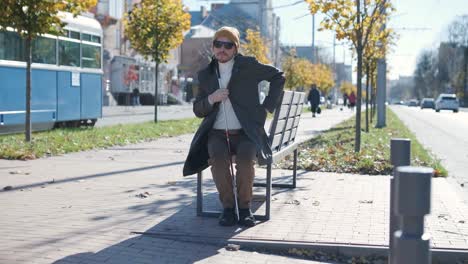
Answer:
[{"left": 183, "top": 26, "right": 285, "bottom": 227}]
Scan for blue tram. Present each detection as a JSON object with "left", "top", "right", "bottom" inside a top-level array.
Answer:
[{"left": 0, "top": 12, "right": 103, "bottom": 134}]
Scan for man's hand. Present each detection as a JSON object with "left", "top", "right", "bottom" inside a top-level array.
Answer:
[{"left": 208, "top": 88, "right": 229, "bottom": 104}]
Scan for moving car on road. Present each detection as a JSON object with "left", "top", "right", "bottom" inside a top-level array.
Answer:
[
  {"left": 420, "top": 98, "right": 435, "bottom": 109},
  {"left": 435, "top": 94, "right": 459, "bottom": 113},
  {"left": 408, "top": 99, "right": 419, "bottom": 107}
]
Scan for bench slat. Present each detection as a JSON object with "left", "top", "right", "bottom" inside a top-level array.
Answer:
[
  {"left": 286, "top": 118, "right": 294, "bottom": 130},
  {"left": 293, "top": 117, "right": 300, "bottom": 128},
  {"left": 282, "top": 130, "right": 292, "bottom": 145},
  {"left": 290, "top": 127, "right": 298, "bottom": 141},
  {"left": 282, "top": 91, "right": 293, "bottom": 104},
  {"left": 296, "top": 104, "right": 303, "bottom": 116},
  {"left": 289, "top": 105, "right": 298, "bottom": 117},
  {"left": 292, "top": 92, "right": 302, "bottom": 104},
  {"left": 272, "top": 119, "right": 286, "bottom": 135},
  {"left": 271, "top": 135, "right": 282, "bottom": 151},
  {"left": 277, "top": 105, "right": 290, "bottom": 120}
]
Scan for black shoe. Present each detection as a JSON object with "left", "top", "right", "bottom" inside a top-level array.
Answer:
[
  {"left": 238, "top": 208, "right": 256, "bottom": 227},
  {"left": 219, "top": 208, "right": 237, "bottom": 226}
]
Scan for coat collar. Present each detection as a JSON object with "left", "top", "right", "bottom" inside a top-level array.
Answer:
[{"left": 209, "top": 53, "right": 242, "bottom": 76}]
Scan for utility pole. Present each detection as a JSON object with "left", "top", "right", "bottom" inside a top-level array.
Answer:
[
  {"left": 376, "top": 5, "right": 387, "bottom": 128},
  {"left": 333, "top": 34, "right": 337, "bottom": 104},
  {"left": 312, "top": 14, "right": 315, "bottom": 63}
]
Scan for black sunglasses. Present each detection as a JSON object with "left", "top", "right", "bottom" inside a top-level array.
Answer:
[{"left": 213, "top": 40, "right": 235, "bottom": 50}]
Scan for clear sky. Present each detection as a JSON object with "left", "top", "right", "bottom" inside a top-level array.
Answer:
[{"left": 183, "top": 0, "right": 468, "bottom": 80}]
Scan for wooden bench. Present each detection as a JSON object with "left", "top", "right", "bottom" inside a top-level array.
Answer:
[{"left": 196, "top": 90, "right": 306, "bottom": 220}]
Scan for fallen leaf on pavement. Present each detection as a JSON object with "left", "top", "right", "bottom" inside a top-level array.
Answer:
[
  {"left": 438, "top": 214, "right": 449, "bottom": 220},
  {"left": 285, "top": 200, "right": 301, "bottom": 205},
  {"left": 135, "top": 193, "right": 149, "bottom": 198},
  {"left": 225, "top": 244, "right": 240, "bottom": 251},
  {"left": 9, "top": 170, "right": 30, "bottom": 175}
]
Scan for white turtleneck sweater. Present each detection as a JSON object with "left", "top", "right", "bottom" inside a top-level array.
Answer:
[{"left": 212, "top": 58, "right": 242, "bottom": 130}]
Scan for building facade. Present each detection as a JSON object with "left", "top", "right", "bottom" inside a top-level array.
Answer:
[{"left": 94, "top": 0, "right": 181, "bottom": 105}]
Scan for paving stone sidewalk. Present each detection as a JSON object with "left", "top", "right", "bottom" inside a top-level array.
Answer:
[{"left": 1, "top": 108, "right": 467, "bottom": 264}]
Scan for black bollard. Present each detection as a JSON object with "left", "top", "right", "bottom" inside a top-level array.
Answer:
[
  {"left": 389, "top": 138, "right": 411, "bottom": 263},
  {"left": 393, "top": 166, "right": 433, "bottom": 264}
]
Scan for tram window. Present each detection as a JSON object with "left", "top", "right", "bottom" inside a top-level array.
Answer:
[
  {"left": 82, "top": 33, "right": 101, "bottom": 44},
  {"left": 59, "top": 40, "right": 80, "bottom": 67},
  {"left": 91, "top": 35, "right": 101, "bottom": 43},
  {"left": 0, "top": 31, "right": 25, "bottom": 61},
  {"left": 32, "top": 37, "right": 57, "bottom": 65},
  {"left": 82, "top": 44, "right": 101, "bottom": 69},
  {"left": 82, "top": 33, "right": 92, "bottom": 42},
  {"left": 70, "top": 31, "right": 80, "bottom": 40}
]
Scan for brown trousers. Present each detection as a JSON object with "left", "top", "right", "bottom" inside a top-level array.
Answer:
[{"left": 207, "top": 130, "right": 257, "bottom": 209}]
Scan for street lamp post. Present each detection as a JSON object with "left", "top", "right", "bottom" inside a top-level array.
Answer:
[{"left": 376, "top": 4, "right": 388, "bottom": 128}]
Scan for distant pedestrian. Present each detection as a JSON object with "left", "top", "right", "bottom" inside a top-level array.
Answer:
[
  {"left": 307, "top": 84, "right": 321, "bottom": 117},
  {"left": 348, "top": 91, "right": 356, "bottom": 111},
  {"left": 132, "top": 88, "right": 140, "bottom": 106}
]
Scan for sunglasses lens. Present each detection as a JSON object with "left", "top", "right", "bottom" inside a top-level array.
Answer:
[
  {"left": 214, "top": 41, "right": 223, "bottom": 48},
  {"left": 214, "top": 41, "right": 234, "bottom": 49},
  {"left": 224, "top": 43, "right": 234, "bottom": 49}
]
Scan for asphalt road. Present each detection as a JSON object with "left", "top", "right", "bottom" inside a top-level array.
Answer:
[{"left": 391, "top": 105, "right": 468, "bottom": 202}]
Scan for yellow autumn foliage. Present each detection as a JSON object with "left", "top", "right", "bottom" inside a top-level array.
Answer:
[
  {"left": 124, "top": 0, "right": 191, "bottom": 64},
  {"left": 282, "top": 49, "right": 334, "bottom": 93},
  {"left": 243, "top": 29, "right": 270, "bottom": 64}
]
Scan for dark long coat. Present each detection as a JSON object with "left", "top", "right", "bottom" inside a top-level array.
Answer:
[
  {"left": 308, "top": 87, "right": 320, "bottom": 107},
  {"left": 183, "top": 54, "right": 285, "bottom": 176}
]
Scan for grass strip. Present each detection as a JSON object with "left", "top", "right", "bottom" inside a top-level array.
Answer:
[
  {"left": 0, "top": 118, "right": 201, "bottom": 160},
  {"left": 280, "top": 108, "right": 447, "bottom": 177}
]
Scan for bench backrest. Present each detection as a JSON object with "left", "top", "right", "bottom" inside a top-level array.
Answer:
[{"left": 268, "top": 91, "right": 305, "bottom": 153}]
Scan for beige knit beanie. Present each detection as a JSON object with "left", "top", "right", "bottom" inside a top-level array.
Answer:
[{"left": 213, "top": 26, "right": 240, "bottom": 49}]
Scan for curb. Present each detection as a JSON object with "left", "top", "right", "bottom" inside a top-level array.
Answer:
[
  {"left": 228, "top": 239, "right": 468, "bottom": 264},
  {"left": 135, "top": 232, "right": 468, "bottom": 263}
]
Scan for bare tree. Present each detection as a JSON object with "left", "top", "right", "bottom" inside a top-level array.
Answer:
[
  {"left": 448, "top": 15, "right": 468, "bottom": 105},
  {"left": 413, "top": 51, "right": 435, "bottom": 99}
]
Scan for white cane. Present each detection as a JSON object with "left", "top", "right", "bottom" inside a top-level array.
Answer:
[{"left": 216, "top": 66, "right": 240, "bottom": 221}]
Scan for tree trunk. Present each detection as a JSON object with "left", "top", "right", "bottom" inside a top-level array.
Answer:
[
  {"left": 354, "top": 0, "right": 362, "bottom": 153},
  {"left": 365, "top": 64, "right": 370, "bottom": 132},
  {"left": 154, "top": 62, "right": 159, "bottom": 123},
  {"left": 464, "top": 47, "right": 468, "bottom": 106},
  {"left": 370, "top": 73, "right": 375, "bottom": 123},
  {"left": 25, "top": 36, "right": 32, "bottom": 142},
  {"left": 355, "top": 47, "right": 363, "bottom": 153}
]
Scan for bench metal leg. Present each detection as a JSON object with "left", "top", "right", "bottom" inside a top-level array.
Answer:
[
  {"left": 254, "top": 150, "right": 298, "bottom": 189},
  {"left": 292, "top": 148, "right": 297, "bottom": 188},
  {"left": 264, "top": 163, "right": 272, "bottom": 220},
  {"left": 197, "top": 172, "right": 203, "bottom": 216},
  {"left": 197, "top": 170, "right": 223, "bottom": 218}
]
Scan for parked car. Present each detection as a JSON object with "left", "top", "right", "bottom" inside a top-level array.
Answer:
[
  {"left": 435, "top": 93, "right": 459, "bottom": 113},
  {"left": 408, "top": 99, "right": 418, "bottom": 107},
  {"left": 420, "top": 98, "right": 435, "bottom": 109}
]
